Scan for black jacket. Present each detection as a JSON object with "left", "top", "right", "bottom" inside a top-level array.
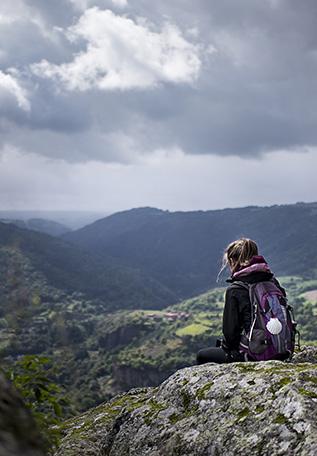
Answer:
[{"left": 222, "top": 271, "right": 286, "bottom": 352}]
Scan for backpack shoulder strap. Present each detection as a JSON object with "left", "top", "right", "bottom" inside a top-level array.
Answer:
[
  {"left": 229, "top": 280, "right": 249, "bottom": 290},
  {"left": 229, "top": 281, "right": 258, "bottom": 321},
  {"left": 229, "top": 280, "right": 254, "bottom": 304}
]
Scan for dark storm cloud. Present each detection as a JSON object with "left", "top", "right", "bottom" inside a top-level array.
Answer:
[
  {"left": 125, "top": 0, "right": 317, "bottom": 156},
  {"left": 1, "top": 0, "right": 317, "bottom": 162}
]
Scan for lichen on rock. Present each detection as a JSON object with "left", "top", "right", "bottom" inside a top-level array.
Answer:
[{"left": 55, "top": 347, "right": 317, "bottom": 456}]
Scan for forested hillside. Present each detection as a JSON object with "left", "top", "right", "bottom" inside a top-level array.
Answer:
[
  {"left": 0, "top": 222, "right": 177, "bottom": 310},
  {"left": 63, "top": 202, "right": 317, "bottom": 298},
  {"left": 1, "top": 268, "right": 316, "bottom": 412}
]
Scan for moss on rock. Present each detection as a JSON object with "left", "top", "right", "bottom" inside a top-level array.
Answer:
[{"left": 55, "top": 347, "right": 317, "bottom": 456}]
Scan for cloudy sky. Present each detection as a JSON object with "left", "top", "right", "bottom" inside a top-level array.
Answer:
[{"left": 0, "top": 0, "right": 316, "bottom": 212}]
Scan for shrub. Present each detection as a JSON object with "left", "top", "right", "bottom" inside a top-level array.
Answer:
[{"left": 4, "top": 354, "right": 72, "bottom": 454}]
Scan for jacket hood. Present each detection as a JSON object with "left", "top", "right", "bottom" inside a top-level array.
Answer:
[
  {"left": 243, "top": 255, "right": 268, "bottom": 267},
  {"left": 231, "top": 255, "right": 271, "bottom": 279}
]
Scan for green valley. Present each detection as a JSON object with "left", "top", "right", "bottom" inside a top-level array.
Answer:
[
  {"left": 1, "top": 271, "right": 316, "bottom": 414},
  {"left": 1, "top": 204, "right": 317, "bottom": 417}
]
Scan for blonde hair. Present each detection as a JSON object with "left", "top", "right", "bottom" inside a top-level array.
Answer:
[{"left": 217, "top": 238, "right": 259, "bottom": 281}]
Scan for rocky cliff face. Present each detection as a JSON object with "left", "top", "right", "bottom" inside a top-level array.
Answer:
[
  {"left": 0, "top": 373, "right": 45, "bottom": 456},
  {"left": 98, "top": 323, "right": 150, "bottom": 351},
  {"left": 55, "top": 347, "right": 317, "bottom": 456},
  {"left": 111, "top": 364, "right": 174, "bottom": 391}
]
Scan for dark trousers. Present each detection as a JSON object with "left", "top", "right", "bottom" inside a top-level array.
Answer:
[{"left": 196, "top": 347, "right": 245, "bottom": 365}]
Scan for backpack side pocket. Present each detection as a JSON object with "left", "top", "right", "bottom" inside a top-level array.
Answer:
[{"left": 249, "top": 328, "right": 267, "bottom": 354}]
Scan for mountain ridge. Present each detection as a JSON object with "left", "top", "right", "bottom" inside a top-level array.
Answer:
[{"left": 63, "top": 201, "right": 317, "bottom": 298}]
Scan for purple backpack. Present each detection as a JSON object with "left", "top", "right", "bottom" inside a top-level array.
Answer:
[{"left": 233, "top": 280, "right": 297, "bottom": 361}]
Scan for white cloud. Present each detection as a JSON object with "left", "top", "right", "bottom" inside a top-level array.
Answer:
[
  {"left": 0, "top": 13, "right": 15, "bottom": 25},
  {"left": 31, "top": 7, "right": 202, "bottom": 91},
  {"left": 0, "top": 70, "right": 30, "bottom": 111}
]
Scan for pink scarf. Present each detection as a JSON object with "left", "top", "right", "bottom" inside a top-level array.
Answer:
[{"left": 232, "top": 255, "right": 271, "bottom": 278}]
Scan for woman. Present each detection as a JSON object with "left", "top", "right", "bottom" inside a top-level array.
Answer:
[{"left": 196, "top": 238, "right": 287, "bottom": 364}]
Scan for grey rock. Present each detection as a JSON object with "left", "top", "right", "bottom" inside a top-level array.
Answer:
[
  {"left": 292, "top": 346, "right": 317, "bottom": 364},
  {"left": 0, "top": 373, "right": 45, "bottom": 456},
  {"left": 55, "top": 349, "right": 317, "bottom": 456}
]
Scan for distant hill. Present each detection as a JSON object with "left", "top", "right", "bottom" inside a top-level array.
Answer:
[
  {"left": 63, "top": 202, "right": 317, "bottom": 298},
  {"left": 0, "top": 222, "right": 177, "bottom": 310},
  {"left": 0, "top": 218, "right": 71, "bottom": 236},
  {"left": 0, "top": 211, "right": 109, "bottom": 230}
]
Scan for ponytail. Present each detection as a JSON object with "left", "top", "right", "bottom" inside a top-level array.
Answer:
[{"left": 216, "top": 238, "right": 258, "bottom": 282}]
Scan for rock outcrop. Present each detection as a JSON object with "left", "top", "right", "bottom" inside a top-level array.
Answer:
[
  {"left": 55, "top": 347, "right": 317, "bottom": 456},
  {"left": 111, "top": 364, "right": 174, "bottom": 392},
  {"left": 0, "top": 373, "right": 45, "bottom": 456}
]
